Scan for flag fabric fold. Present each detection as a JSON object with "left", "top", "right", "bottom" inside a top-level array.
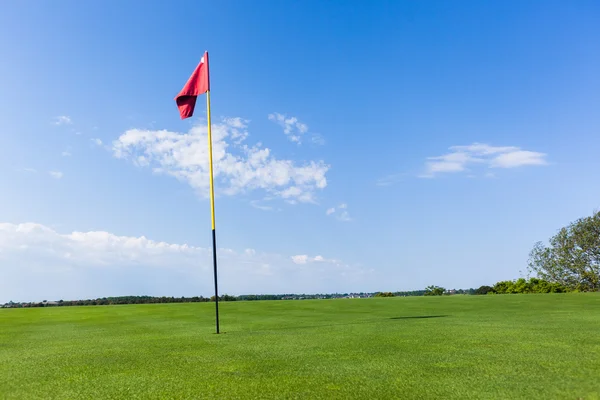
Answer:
[{"left": 175, "top": 51, "right": 210, "bottom": 119}]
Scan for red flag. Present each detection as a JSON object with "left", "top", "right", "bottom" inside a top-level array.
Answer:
[{"left": 175, "top": 52, "right": 210, "bottom": 119}]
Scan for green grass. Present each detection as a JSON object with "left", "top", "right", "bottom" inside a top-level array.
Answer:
[{"left": 1, "top": 294, "right": 600, "bottom": 399}]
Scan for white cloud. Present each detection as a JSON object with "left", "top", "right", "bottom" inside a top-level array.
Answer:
[
  {"left": 326, "top": 203, "right": 352, "bottom": 222},
  {"left": 0, "top": 223, "right": 368, "bottom": 303},
  {"left": 91, "top": 138, "right": 103, "bottom": 146},
  {"left": 268, "top": 113, "right": 310, "bottom": 144},
  {"left": 22, "top": 168, "right": 37, "bottom": 173},
  {"left": 280, "top": 186, "right": 302, "bottom": 199},
  {"left": 53, "top": 116, "right": 72, "bottom": 125},
  {"left": 112, "top": 119, "right": 329, "bottom": 204},
  {"left": 420, "top": 143, "right": 548, "bottom": 178},
  {"left": 49, "top": 171, "right": 63, "bottom": 179},
  {"left": 61, "top": 151, "right": 72, "bottom": 157}
]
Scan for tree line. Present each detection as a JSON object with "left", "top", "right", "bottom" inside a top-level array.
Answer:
[
  {"left": 3, "top": 291, "right": 429, "bottom": 308},
  {"left": 4, "top": 296, "right": 213, "bottom": 308}
]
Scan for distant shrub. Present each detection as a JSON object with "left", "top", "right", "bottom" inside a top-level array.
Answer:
[
  {"left": 211, "top": 294, "right": 238, "bottom": 302},
  {"left": 475, "top": 285, "right": 495, "bottom": 295},
  {"left": 424, "top": 286, "right": 445, "bottom": 296},
  {"left": 374, "top": 292, "right": 395, "bottom": 297},
  {"left": 491, "top": 278, "right": 569, "bottom": 294},
  {"left": 493, "top": 280, "right": 514, "bottom": 294}
]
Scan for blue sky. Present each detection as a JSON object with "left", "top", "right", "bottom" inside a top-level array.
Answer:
[{"left": 1, "top": 0, "right": 599, "bottom": 302}]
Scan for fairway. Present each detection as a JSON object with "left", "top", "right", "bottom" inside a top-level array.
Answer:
[{"left": 1, "top": 294, "right": 600, "bottom": 399}]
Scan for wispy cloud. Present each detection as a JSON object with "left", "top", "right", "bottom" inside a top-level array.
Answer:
[
  {"left": 0, "top": 223, "right": 369, "bottom": 302},
  {"left": 326, "top": 203, "right": 352, "bottom": 222},
  {"left": 268, "top": 113, "right": 309, "bottom": 144},
  {"left": 250, "top": 199, "right": 281, "bottom": 212},
  {"left": 112, "top": 118, "right": 330, "bottom": 205},
  {"left": 61, "top": 150, "right": 72, "bottom": 157},
  {"left": 49, "top": 171, "right": 63, "bottom": 179},
  {"left": 21, "top": 168, "right": 37, "bottom": 173},
  {"left": 376, "top": 173, "right": 407, "bottom": 187},
  {"left": 251, "top": 203, "right": 273, "bottom": 211},
  {"left": 91, "top": 138, "right": 103, "bottom": 146},
  {"left": 311, "top": 134, "right": 326, "bottom": 146},
  {"left": 53, "top": 116, "right": 72, "bottom": 126},
  {"left": 420, "top": 143, "right": 548, "bottom": 178}
]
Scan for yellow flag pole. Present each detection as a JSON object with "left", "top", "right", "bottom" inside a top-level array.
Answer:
[{"left": 206, "top": 90, "right": 220, "bottom": 334}]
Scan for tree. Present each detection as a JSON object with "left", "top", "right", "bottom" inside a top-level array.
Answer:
[
  {"left": 374, "top": 292, "right": 395, "bottom": 297},
  {"left": 424, "top": 285, "right": 445, "bottom": 296},
  {"left": 529, "top": 210, "right": 600, "bottom": 291}
]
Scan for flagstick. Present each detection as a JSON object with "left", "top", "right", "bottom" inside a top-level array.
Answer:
[{"left": 206, "top": 90, "right": 220, "bottom": 334}]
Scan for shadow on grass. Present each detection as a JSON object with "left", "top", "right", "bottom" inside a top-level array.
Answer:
[{"left": 390, "top": 315, "right": 449, "bottom": 320}]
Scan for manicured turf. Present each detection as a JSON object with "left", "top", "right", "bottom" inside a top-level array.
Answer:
[{"left": 1, "top": 294, "right": 600, "bottom": 399}]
